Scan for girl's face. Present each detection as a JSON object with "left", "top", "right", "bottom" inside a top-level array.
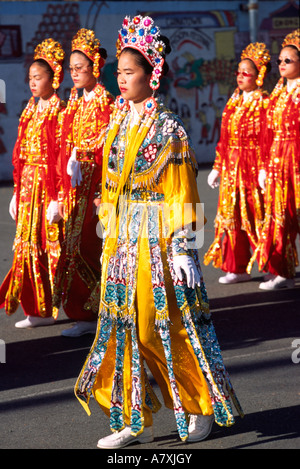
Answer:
[
  {"left": 278, "top": 47, "right": 300, "bottom": 80},
  {"left": 29, "top": 63, "right": 53, "bottom": 100},
  {"left": 69, "top": 52, "right": 96, "bottom": 91},
  {"left": 236, "top": 59, "right": 258, "bottom": 92},
  {"left": 117, "top": 51, "right": 152, "bottom": 110}
]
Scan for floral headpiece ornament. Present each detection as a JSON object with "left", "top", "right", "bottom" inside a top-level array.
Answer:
[
  {"left": 282, "top": 29, "right": 300, "bottom": 51},
  {"left": 241, "top": 42, "right": 270, "bottom": 87},
  {"left": 72, "top": 28, "right": 105, "bottom": 79},
  {"left": 116, "top": 15, "right": 166, "bottom": 113},
  {"left": 34, "top": 38, "right": 65, "bottom": 90}
]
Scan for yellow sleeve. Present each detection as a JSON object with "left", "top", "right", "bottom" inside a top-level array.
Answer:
[{"left": 157, "top": 152, "right": 206, "bottom": 240}]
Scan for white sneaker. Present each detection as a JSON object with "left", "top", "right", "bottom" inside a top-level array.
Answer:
[
  {"left": 15, "top": 316, "right": 55, "bottom": 329},
  {"left": 97, "top": 426, "right": 154, "bottom": 449},
  {"left": 61, "top": 321, "right": 97, "bottom": 337},
  {"left": 259, "top": 275, "right": 295, "bottom": 291},
  {"left": 187, "top": 414, "right": 214, "bottom": 442},
  {"left": 219, "top": 272, "right": 251, "bottom": 284}
]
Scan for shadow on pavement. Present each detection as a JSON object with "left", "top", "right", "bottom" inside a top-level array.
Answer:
[
  {"left": 154, "top": 405, "right": 300, "bottom": 449},
  {"left": 0, "top": 332, "right": 93, "bottom": 392},
  {"left": 0, "top": 283, "right": 299, "bottom": 393},
  {"left": 211, "top": 284, "right": 300, "bottom": 351}
]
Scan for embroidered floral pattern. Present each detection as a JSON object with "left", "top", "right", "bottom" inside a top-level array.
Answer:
[{"left": 143, "top": 143, "right": 158, "bottom": 163}]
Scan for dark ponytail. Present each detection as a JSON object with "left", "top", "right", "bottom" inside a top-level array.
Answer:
[{"left": 158, "top": 35, "right": 171, "bottom": 76}]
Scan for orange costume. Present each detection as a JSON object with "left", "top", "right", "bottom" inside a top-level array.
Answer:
[
  {"left": 53, "top": 29, "right": 114, "bottom": 323},
  {"left": 204, "top": 43, "right": 270, "bottom": 276},
  {"left": 252, "top": 30, "right": 300, "bottom": 282},
  {"left": 0, "top": 39, "right": 65, "bottom": 321}
]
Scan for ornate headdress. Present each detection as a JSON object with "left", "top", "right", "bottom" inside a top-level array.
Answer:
[
  {"left": 71, "top": 28, "right": 105, "bottom": 79},
  {"left": 282, "top": 29, "right": 300, "bottom": 51},
  {"left": 116, "top": 15, "right": 166, "bottom": 91},
  {"left": 241, "top": 42, "right": 271, "bottom": 87},
  {"left": 34, "top": 38, "right": 65, "bottom": 89}
]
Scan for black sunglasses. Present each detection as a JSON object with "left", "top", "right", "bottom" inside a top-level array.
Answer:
[{"left": 276, "top": 58, "right": 297, "bottom": 65}]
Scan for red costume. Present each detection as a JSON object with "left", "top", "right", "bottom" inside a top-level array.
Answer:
[
  {"left": 204, "top": 91, "right": 269, "bottom": 273},
  {"left": 250, "top": 30, "right": 300, "bottom": 286},
  {"left": 0, "top": 39, "right": 65, "bottom": 320},
  {"left": 53, "top": 29, "right": 114, "bottom": 322},
  {"left": 204, "top": 43, "right": 271, "bottom": 277},
  {"left": 253, "top": 77, "right": 300, "bottom": 278}
]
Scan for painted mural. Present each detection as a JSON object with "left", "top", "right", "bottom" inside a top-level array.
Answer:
[{"left": 0, "top": 0, "right": 299, "bottom": 179}]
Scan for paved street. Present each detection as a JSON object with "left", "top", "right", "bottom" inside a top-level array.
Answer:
[{"left": 0, "top": 167, "right": 299, "bottom": 452}]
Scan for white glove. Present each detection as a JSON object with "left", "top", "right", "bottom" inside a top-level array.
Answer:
[
  {"left": 173, "top": 255, "right": 201, "bottom": 289},
  {"left": 207, "top": 169, "right": 220, "bottom": 188},
  {"left": 9, "top": 194, "right": 17, "bottom": 220},
  {"left": 258, "top": 169, "right": 267, "bottom": 191},
  {"left": 67, "top": 147, "right": 82, "bottom": 188},
  {"left": 46, "top": 200, "right": 61, "bottom": 224}
]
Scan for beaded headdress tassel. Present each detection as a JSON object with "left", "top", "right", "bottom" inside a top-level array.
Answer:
[
  {"left": 282, "top": 29, "right": 300, "bottom": 51},
  {"left": 34, "top": 38, "right": 65, "bottom": 90},
  {"left": 241, "top": 42, "right": 270, "bottom": 87},
  {"left": 72, "top": 28, "right": 105, "bottom": 79}
]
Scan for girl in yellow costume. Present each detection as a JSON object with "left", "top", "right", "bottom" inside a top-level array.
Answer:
[
  {"left": 75, "top": 15, "right": 243, "bottom": 448},
  {"left": 0, "top": 39, "right": 65, "bottom": 328},
  {"left": 204, "top": 43, "right": 271, "bottom": 284},
  {"left": 53, "top": 29, "right": 114, "bottom": 337}
]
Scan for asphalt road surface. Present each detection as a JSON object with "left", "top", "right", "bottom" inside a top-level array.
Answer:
[{"left": 0, "top": 167, "right": 299, "bottom": 452}]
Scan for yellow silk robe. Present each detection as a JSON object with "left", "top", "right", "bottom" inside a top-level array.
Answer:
[{"left": 75, "top": 99, "right": 243, "bottom": 441}]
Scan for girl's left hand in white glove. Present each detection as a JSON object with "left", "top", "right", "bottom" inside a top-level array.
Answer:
[
  {"left": 207, "top": 169, "right": 220, "bottom": 188},
  {"left": 258, "top": 169, "right": 267, "bottom": 191},
  {"left": 9, "top": 194, "right": 17, "bottom": 220},
  {"left": 47, "top": 200, "right": 62, "bottom": 224},
  {"left": 67, "top": 147, "right": 82, "bottom": 188},
  {"left": 173, "top": 255, "right": 201, "bottom": 289}
]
